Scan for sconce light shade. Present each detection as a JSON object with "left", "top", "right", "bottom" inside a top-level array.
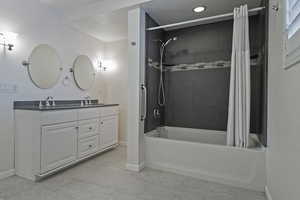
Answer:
[
  {"left": 98, "top": 59, "right": 108, "bottom": 71},
  {"left": 102, "top": 60, "right": 114, "bottom": 71},
  {"left": 0, "top": 31, "right": 18, "bottom": 51},
  {"left": 97, "top": 58, "right": 115, "bottom": 72},
  {"left": 3, "top": 32, "right": 18, "bottom": 43}
]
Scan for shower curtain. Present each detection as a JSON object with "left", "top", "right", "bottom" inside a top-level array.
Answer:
[{"left": 227, "top": 5, "right": 251, "bottom": 148}]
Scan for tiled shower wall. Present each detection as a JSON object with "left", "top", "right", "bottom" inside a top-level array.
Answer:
[
  {"left": 164, "top": 15, "right": 264, "bottom": 134},
  {"left": 145, "top": 11, "right": 267, "bottom": 145},
  {"left": 145, "top": 14, "right": 165, "bottom": 133}
]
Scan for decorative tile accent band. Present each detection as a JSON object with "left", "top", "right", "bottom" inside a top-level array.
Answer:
[{"left": 148, "top": 59, "right": 259, "bottom": 72}]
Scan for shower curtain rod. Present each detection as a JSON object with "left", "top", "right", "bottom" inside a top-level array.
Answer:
[{"left": 147, "top": 6, "right": 265, "bottom": 31}]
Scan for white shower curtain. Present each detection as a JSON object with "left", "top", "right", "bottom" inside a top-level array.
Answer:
[{"left": 227, "top": 5, "right": 251, "bottom": 148}]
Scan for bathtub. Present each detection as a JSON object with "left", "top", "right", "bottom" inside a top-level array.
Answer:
[{"left": 144, "top": 126, "right": 266, "bottom": 191}]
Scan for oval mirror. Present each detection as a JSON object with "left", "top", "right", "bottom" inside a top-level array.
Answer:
[
  {"left": 73, "top": 55, "right": 95, "bottom": 90},
  {"left": 28, "top": 44, "right": 62, "bottom": 89}
]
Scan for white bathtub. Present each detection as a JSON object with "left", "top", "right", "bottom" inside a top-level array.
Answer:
[{"left": 144, "top": 126, "right": 266, "bottom": 191}]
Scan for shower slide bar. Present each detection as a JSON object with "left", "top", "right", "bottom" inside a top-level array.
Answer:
[{"left": 147, "top": 6, "right": 265, "bottom": 31}]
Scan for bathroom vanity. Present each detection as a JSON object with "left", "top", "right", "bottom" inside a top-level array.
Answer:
[{"left": 14, "top": 102, "right": 119, "bottom": 181}]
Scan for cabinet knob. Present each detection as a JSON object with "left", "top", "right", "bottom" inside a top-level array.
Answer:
[
  {"left": 89, "top": 145, "right": 92, "bottom": 148},
  {"left": 101, "top": 122, "right": 103, "bottom": 125},
  {"left": 75, "top": 126, "right": 79, "bottom": 130},
  {"left": 89, "top": 127, "right": 92, "bottom": 130}
]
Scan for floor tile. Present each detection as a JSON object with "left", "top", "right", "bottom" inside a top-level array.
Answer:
[{"left": 0, "top": 147, "right": 266, "bottom": 200}]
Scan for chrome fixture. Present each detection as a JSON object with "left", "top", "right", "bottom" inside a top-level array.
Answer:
[
  {"left": 45, "top": 97, "right": 50, "bottom": 107},
  {"left": 97, "top": 59, "right": 108, "bottom": 72},
  {"left": 0, "top": 31, "right": 18, "bottom": 51},
  {"left": 39, "top": 101, "right": 43, "bottom": 108},
  {"left": 160, "top": 37, "right": 178, "bottom": 50},
  {"left": 141, "top": 84, "right": 147, "bottom": 121},
  {"left": 271, "top": 2, "right": 279, "bottom": 11},
  {"left": 154, "top": 37, "right": 178, "bottom": 107},
  {"left": 22, "top": 60, "right": 30, "bottom": 67},
  {"left": 153, "top": 108, "right": 161, "bottom": 119},
  {"left": 45, "top": 96, "right": 55, "bottom": 107},
  {"left": 147, "top": 7, "right": 265, "bottom": 31},
  {"left": 84, "top": 96, "right": 92, "bottom": 105}
]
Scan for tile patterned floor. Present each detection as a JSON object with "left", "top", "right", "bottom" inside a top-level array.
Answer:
[{"left": 0, "top": 147, "right": 266, "bottom": 200}]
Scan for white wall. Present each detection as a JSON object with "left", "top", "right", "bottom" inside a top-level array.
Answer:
[
  {"left": 0, "top": 0, "right": 106, "bottom": 176},
  {"left": 126, "top": 7, "right": 146, "bottom": 171},
  {"left": 103, "top": 40, "right": 128, "bottom": 144},
  {"left": 0, "top": 1, "right": 106, "bottom": 101},
  {"left": 267, "top": 0, "right": 300, "bottom": 199}
]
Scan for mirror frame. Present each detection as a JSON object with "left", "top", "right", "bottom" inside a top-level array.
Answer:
[
  {"left": 72, "top": 55, "right": 96, "bottom": 91},
  {"left": 27, "top": 44, "right": 62, "bottom": 89}
]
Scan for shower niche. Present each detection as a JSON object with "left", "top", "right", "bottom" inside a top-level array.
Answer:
[{"left": 144, "top": 3, "right": 268, "bottom": 146}]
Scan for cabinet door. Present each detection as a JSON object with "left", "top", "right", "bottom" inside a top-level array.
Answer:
[
  {"left": 100, "top": 115, "right": 118, "bottom": 149},
  {"left": 41, "top": 122, "right": 77, "bottom": 173}
]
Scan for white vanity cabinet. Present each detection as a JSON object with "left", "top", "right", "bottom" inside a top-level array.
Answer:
[
  {"left": 78, "top": 135, "right": 99, "bottom": 158},
  {"left": 100, "top": 115, "right": 118, "bottom": 149},
  {"left": 100, "top": 107, "right": 119, "bottom": 149},
  {"left": 41, "top": 122, "right": 78, "bottom": 173},
  {"left": 77, "top": 118, "right": 100, "bottom": 159},
  {"left": 14, "top": 105, "right": 119, "bottom": 181}
]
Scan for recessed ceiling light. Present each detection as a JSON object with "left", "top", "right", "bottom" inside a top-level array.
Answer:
[{"left": 193, "top": 6, "right": 206, "bottom": 13}]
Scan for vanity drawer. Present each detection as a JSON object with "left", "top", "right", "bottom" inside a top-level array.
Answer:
[
  {"left": 78, "top": 135, "right": 99, "bottom": 158},
  {"left": 41, "top": 110, "right": 77, "bottom": 125},
  {"left": 78, "top": 119, "right": 99, "bottom": 139},
  {"left": 100, "top": 106, "right": 119, "bottom": 117},
  {"left": 78, "top": 108, "right": 100, "bottom": 120}
]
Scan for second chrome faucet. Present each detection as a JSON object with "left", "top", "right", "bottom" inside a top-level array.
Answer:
[{"left": 45, "top": 96, "right": 55, "bottom": 107}]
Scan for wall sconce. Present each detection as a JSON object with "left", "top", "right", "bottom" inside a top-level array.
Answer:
[
  {"left": 0, "top": 31, "right": 18, "bottom": 51},
  {"left": 97, "top": 59, "right": 107, "bottom": 71},
  {"left": 98, "top": 60, "right": 107, "bottom": 71},
  {"left": 97, "top": 58, "right": 114, "bottom": 72}
]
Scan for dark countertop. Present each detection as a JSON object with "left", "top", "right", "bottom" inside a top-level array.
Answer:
[
  {"left": 14, "top": 104, "right": 119, "bottom": 111},
  {"left": 14, "top": 100, "right": 119, "bottom": 111}
]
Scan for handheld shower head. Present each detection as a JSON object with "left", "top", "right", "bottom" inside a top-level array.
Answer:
[
  {"left": 162, "top": 36, "right": 178, "bottom": 48},
  {"left": 157, "top": 36, "right": 178, "bottom": 107}
]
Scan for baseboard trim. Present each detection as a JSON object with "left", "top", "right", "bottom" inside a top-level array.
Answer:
[
  {"left": 0, "top": 169, "right": 15, "bottom": 180},
  {"left": 119, "top": 141, "right": 127, "bottom": 147},
  {"left": 146, "top": 162, "right": 264, "bottom": 192},
  {"left": 126, "top": 162, "right": 145, "bottom": 172},
  {"left": 265, "top": 186, "right": 273, "bottom": 200}
]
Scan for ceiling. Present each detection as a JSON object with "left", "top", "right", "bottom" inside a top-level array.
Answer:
[
  {"left": 40, "top": 0, "right": 151, "bottom": 42},
  {"left": 143, "top": 0, "right": 262, "bottom": 27},
  {"left": 40, "top": 0, "right": 263, "bottom": 42},
  {"left": 70, "top": 8, "right": 129, "bottom": 42},
  {"left": 41, "top": 0, "right": 104, "bottom": 10}
]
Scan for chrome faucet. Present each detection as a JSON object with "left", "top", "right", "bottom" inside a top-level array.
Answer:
[
  {"left": 84, "top": 96, "right": 91, "bottom": 105},
  {"left": 46, "top": 96, "right": 55, "bottom": 106}
]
